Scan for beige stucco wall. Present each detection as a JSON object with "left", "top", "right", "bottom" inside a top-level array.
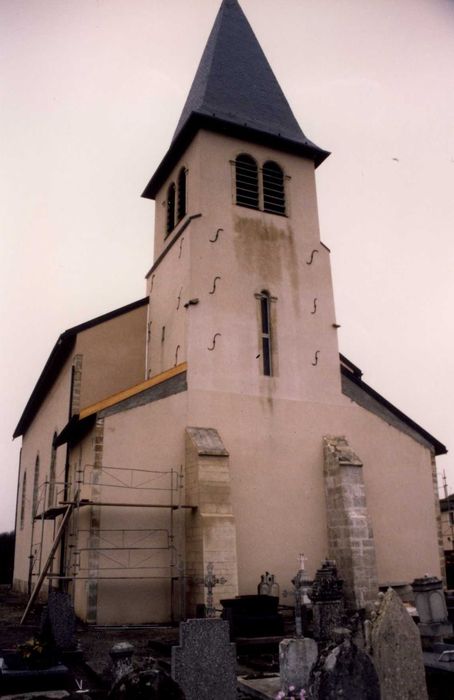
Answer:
[
  {"left": 76, "top": 303, "right": 147, "bottom": 410},
  {"left": 186, "top": 389, "right": 441, "bottom": 597},
  {"left": 13, "top": 353, "right": 73, "bottom": 593},
  {"left": 74, "top": 390, "right": 188, "bottom": 624},
  {"left": 13, "top": 303, "right": 148, "bottom": 598}
]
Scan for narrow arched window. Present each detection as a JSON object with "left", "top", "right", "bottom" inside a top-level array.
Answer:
[
  {"left": 177, "top": 168, "right": 187, "bottom": 222},
  {"left": 263, "top": 161, "right": 285, "bottom": 215},
  {"left": 48, "top": 433, "right": 57, "bottom": 508},
  {"left": 166, "top": 183, "right": 176, "bottom": 235},
  {"left": 32, "top": 455, "right": 40, "bottom": 519},
  {"left": 20, "top": 471, "right": 27, "bottom": 530},
  {"left": 235, "top": 154, "right": 259, "bottom": 209},
  {"left": 259, "top": 290, "right": 272, "bottom": 376}
]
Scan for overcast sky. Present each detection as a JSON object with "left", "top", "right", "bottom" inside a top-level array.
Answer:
[{"left": 1, "top": 0, "right": 454, "bottom": 533}]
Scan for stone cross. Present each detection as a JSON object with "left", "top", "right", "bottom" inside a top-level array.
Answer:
[
  {"left": 196, "top": 562, "right": 227, "bottom": 618},
  {"left": 283, "top": 554, "right": 311, "bottom": 637}
]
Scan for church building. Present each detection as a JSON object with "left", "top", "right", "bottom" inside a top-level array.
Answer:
[{"left": 13, "top": 0, "right": 447, "bottom": 625}]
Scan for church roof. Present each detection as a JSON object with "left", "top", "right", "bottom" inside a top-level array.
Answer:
[
  {"left": 142, "top": 0, "right": 329, "bottom": 199},
  {"left": 13, "top": 297, "right": 148, "bottom": 439}
]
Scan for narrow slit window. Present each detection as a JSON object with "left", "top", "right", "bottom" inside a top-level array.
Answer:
[
  {"left": 260, "top": 291, "right": 272, "bottom": 376},
  {"left": 20, "top": 471, "right": 27, "bottom": 530},
  {"left": 263, "top": 161, "right": 285, "bottom": 215},
  {"left": 177, "top": 168, "right": 187, "bottom": 222},
  {"left": 48, "top": 433, "right": 57, "bottom": 508},
  {"left": 235, "top": 154, "right": 259, "bottom": 209},
  {"left": 166, "top": 183, "right": 176, "bottom": 234},
  {"left": 32, "top": 455, "right": 40, "bottom": 519}
]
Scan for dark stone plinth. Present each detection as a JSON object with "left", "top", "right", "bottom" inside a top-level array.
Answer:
[
  {"left": 312, "top": 640, "right": 380, "bottom": 700},
  {"left": 171, "top": 619, "right": 237, "bottom": 700},
  {"left": 0, "top": 657, "right": 69, "bottom": 693},
  {"left": 221, "top": 595, "right": 284, "bottom": 638}
]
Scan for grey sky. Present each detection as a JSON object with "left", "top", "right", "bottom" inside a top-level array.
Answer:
[{"left": 2, "top": 0, "right": 454, "bottom": 532}]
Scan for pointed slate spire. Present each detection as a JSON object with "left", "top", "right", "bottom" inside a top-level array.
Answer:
[
  {"left": 143, "top": 0, "right": 328, "bottom": 199},
  {"left": 174, "top": 0, "right": 317, "bottom": 148}
]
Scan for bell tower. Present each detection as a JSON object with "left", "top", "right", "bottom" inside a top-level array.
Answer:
[{"left": 142, "top": 0, "right": 341, "bottom": 407}]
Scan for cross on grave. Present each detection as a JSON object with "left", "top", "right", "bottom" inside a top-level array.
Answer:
[
  {"left": 283, "top": 553, "right": 312, "bottom": 637},
  {"left": 195, "top": 562, "right": 227, "bottom": 618}
]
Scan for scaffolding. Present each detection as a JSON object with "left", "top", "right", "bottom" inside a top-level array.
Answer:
[{"left": 25, "top": 463, "right": 192, "bottom": 622}]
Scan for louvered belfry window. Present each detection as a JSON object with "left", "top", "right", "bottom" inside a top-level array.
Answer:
[
  {"left": 235, "top": 154, "right": 259, "bottom": 209},
  {"left": 263, "top": 161, "right": 285, "bottom": 215}
]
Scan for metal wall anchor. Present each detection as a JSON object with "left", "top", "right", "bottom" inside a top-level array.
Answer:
[
  {"left": 312, "top": 350, "right": 320, "bottom": 366},
  {"left": 209, "top": 228, "right": 223, "bottom": 243},
  {"left": 306, "top": 249, "right": 319, "bottom": 265},
  {"left": 311, "top": 298, "right": 317, "bottom": 314},
  {"left": 178, "top": 237, "right": 184, "bottom": 258},
  {"left": 208, "top": 333, "right": 221, "bottom": 351},
  {"left": 209, "top": 276, "right": 221, "bottom": 294}
]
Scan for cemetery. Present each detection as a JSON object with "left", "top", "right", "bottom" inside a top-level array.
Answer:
[{"left": 1, "top": 560, "right": 454, "bottom": 698}]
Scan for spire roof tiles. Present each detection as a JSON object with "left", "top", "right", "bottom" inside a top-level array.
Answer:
[{"left": 143, "top": 0, "right": 328, "bottom": 199}]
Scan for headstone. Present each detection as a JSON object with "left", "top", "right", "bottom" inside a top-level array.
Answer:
[
  {"left": 279, "top": 637, "right": 318, "bottom": 694},
  {"left": 171, "top": 618, "right": 237, "bottom": 700},
  {"left": 109, "top": 642, "right": 135, "bottom": 683},
  {"left": 311, "top": 638, "right": 380, "bottom": 700},
  {"left": 412, "top": 575, "right": 453, "bottom": 641},
  {"left": 309, "top": 560, "right": 343, "bottom": 642},
  {"left": 46, "top": 590, "right": 76, "bottom": 650},
  {"left": 369, "top": 588, "right": 428, "bottom": 700},
  {"left": 283, "top": 555, "right": 312, "bottom": 637}
]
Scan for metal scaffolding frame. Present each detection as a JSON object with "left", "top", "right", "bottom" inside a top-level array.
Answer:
[{"left": 25, "top": 463, "right": 191, "bottom": 622}]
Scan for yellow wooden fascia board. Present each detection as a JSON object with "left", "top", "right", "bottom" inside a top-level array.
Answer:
[{"left": 79, "top": 362, "right": 188, "bottom": 419}]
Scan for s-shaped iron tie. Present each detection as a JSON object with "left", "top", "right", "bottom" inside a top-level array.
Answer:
[
  {"left": 312, "top": 350, "right": 320, "bottom": 366},
  {"left": 209, "top": 276, "right": 221, "bottom": 294},
  {"left": 306, "top": 249, "right": 319, "bottom": 265},
  {"left": 209, "top": 228, "right": 223, "bottom": 243},
  {"left": 208, "top": 333, "right": 221, "bottom": 351}
]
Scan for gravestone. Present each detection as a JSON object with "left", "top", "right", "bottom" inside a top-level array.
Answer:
[
  {"left": 171, "top": 618, "right": 237, "bottom": 700},
  {"left": 312, "top": 638, "right": 380, "bottom": 700},
  {"left": 110, "top": 642, "right": 135, "bottom": 683},
  {"left": 309, "top": 560, "right": 344, "bottom": 642},
  {"left": 279, "top": 637, "right": 317, "bottom": 694},
  {"left": 369, "top": 587, "right": 428, "bottom": 700},
  {"left": 46, "top": 590, "right": 76, "bottom": 650}
]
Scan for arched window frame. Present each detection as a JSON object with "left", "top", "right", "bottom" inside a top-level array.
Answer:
[
  {"left": 262, "top": 160, "right": 286, "bottom": 215},
  {"left": 232, "top": 154, "right": 287, "bottom": 216},
  {"left": 235, "top": 154, "right": 259, "bottom": 210}
]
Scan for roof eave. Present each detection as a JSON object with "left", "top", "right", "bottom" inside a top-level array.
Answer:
[
  {"left": 13, "top": 297, "right": 149, "bottom": 439},
  {"left": 142, "top": 112, "right": 330, "bottom": 200},
  {"left": 340, "top": 363, "right": 447, "bottom": 456}
]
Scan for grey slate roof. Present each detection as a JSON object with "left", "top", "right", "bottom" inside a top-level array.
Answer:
[{"left": 142, "top": 0, "right": 328, "bottom": 199}]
